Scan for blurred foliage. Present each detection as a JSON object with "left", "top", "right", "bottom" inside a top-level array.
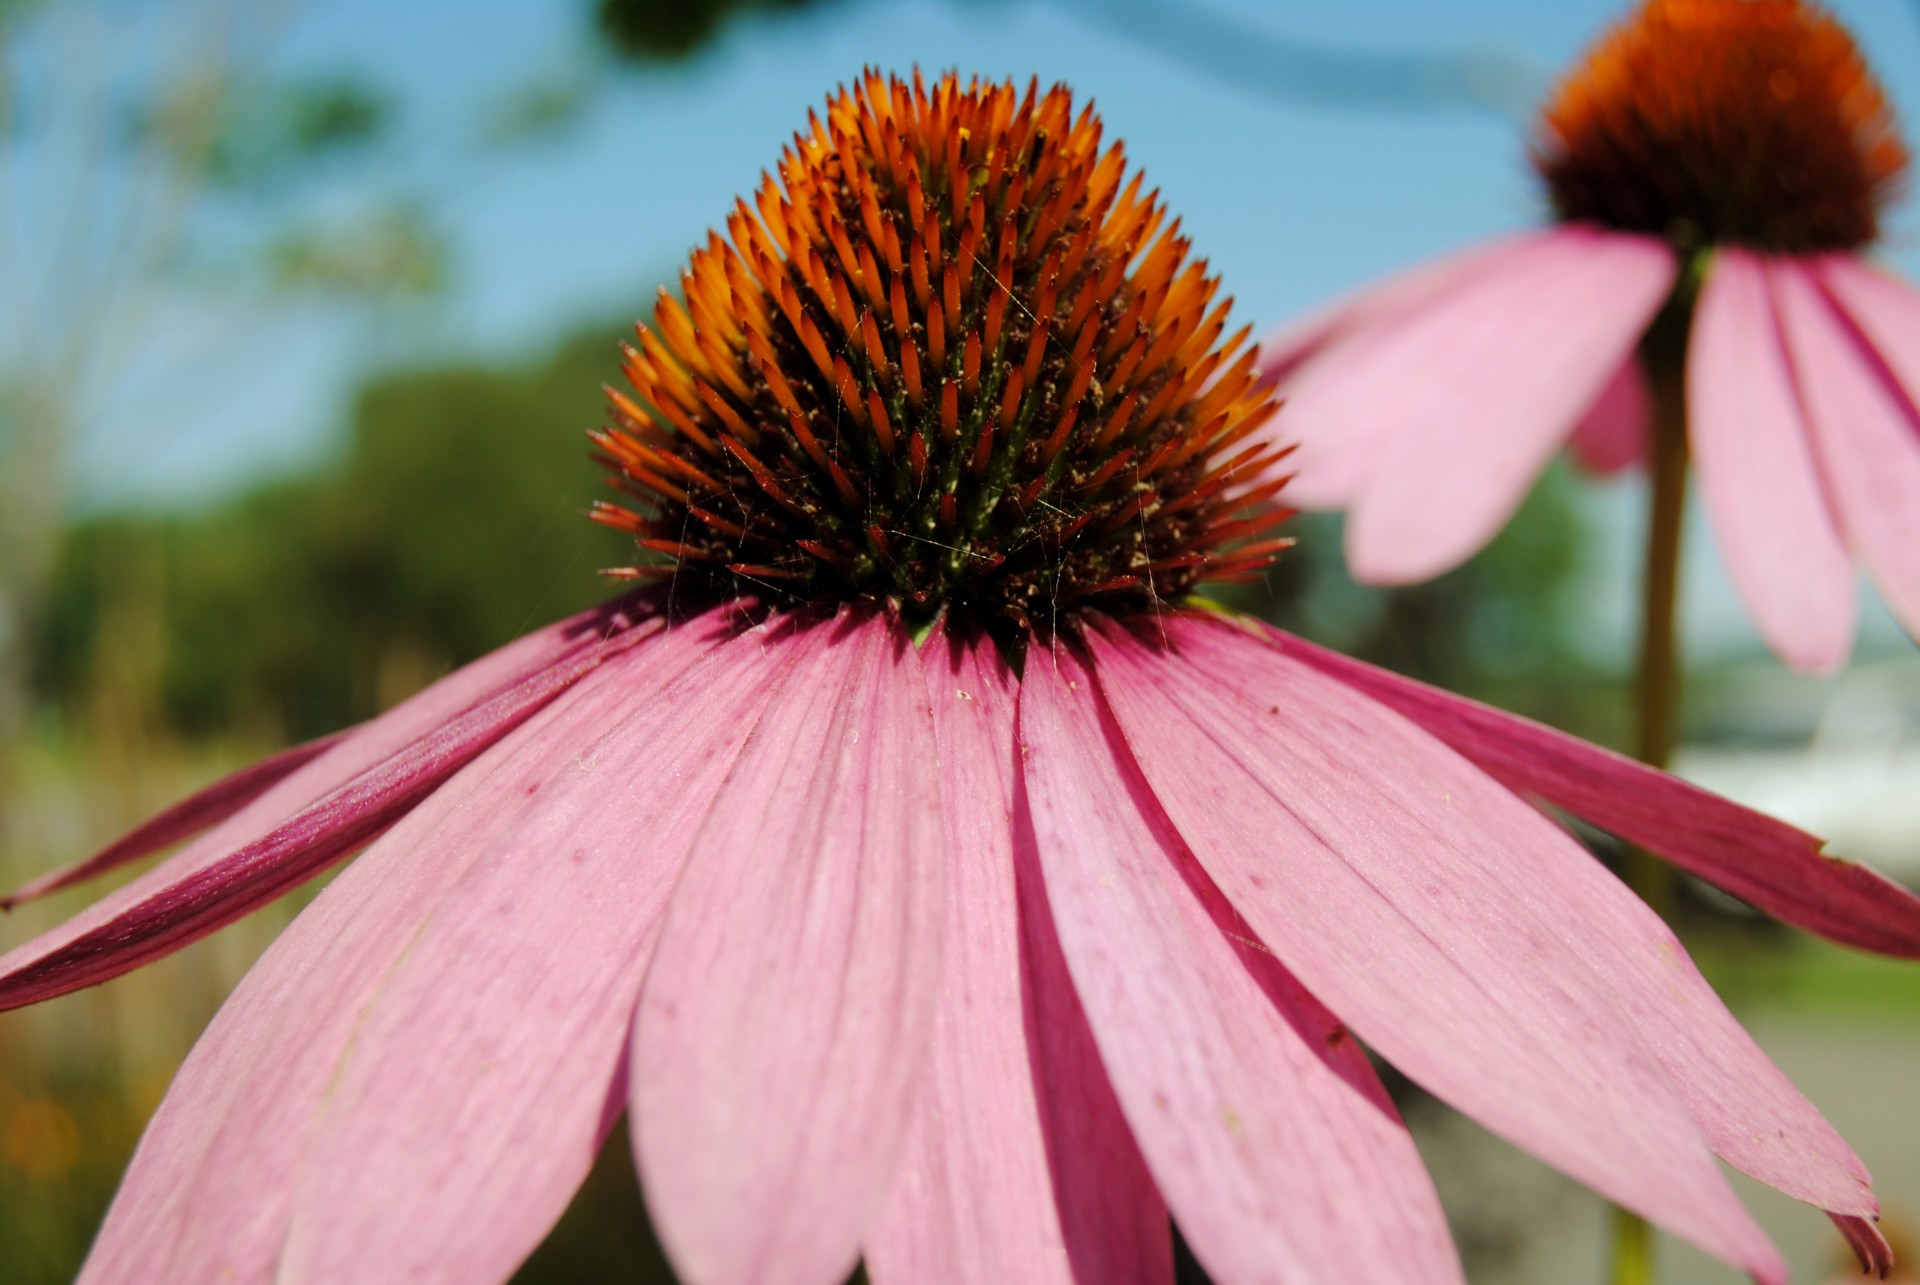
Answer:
[
  {"left": 266, "top": 203, "right": 446, "bottom": 296},
  {"left": 139, "top": 72, "right": 390, "bottom": 192},
  {"left": 1207, "top": 460, "right": 1615, "bottom": 743},
  {"left": 36, "top": 324, "right": 635, "bottom": 742},
  {"left": 596, "top": 0, "right": 826, "bottom": 60},
  {"left": 0, "top": 1065, "right": 151, "bottom": 1283},
  {"left": 483, "top": 70, "right": 600, "bottom": 147}
]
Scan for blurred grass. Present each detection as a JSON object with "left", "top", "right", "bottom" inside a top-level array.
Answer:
[{"left": 1689, "top": 930, "right": 1920, "bottom": 1023}]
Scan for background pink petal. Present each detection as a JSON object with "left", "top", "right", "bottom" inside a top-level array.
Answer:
[
  {"left": 1256, "top": 236, "right": 1512, "bottom": 389},
  {"left": 1566, "top": 353, "right": 1649, "bottom": 476},
  {"left": 1163, "top": 617, "right": 1874, "bottom": 1217},
  {"left": 1265, "top": 624, "right": 1920, "bottom": 959},
  {"left": 1777, "top": 259, "right": 1920, "bottom": 640},
  {"left": 1021, "top": 643, "right": 1463, "bottom": 1285},
  {"left": 1689, "top": 250, "right": 1857, "bottom": 673},
  {"left": 1087, "top": 619, "right": 1783, "bottom": 1283},
  {"left": 633, "top": 610, "right": 947, "bottom": 1285},
  {"left": 865, "top": 630, "right": 1168, "bottom": 1285},
  {"left": 77, "top": 611, "right": 733, "bottom": 1285},
  {"left": 274, "top": 615, "right": 799, "bottom": 1284},
  {"left": 1341, "top": 226, "right": 1677, "bottom": 584}
]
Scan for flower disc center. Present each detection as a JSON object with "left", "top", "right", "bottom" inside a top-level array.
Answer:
[
  {"left": 1533, "top": 0, "right": 1908, "bottom": 253},
  {"left": 590, "top": 71, "right": 1290, "bottom": 631}
]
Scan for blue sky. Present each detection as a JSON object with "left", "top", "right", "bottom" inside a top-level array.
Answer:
[
  {"left": 54, "top": 0, "right": 1920, "bottom": 501},
  {"left": 20, "top": 0, "right": 1920, "bottom": 658}
]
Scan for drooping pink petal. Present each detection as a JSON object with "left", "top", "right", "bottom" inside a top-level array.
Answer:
[
  {"left": 632, "top": 609, "right": 947, "bottom": 1285},
  {"left": 1333, "top": 226, "right": 1676, "bottom": 584},
  {"left": 74, "top": 609, "right": 736, "bottom": 1285},
  {"left": 1261, "top": 235, "right": 1550, "bottom": 511},
  {"left": 1775, "top": 258, "right": 1920, "bottom": 640},
  {"left": 1256, "top": 237, "right": 1512, "bottom": 389},
  {"left": 1689, "top": 249, "right": 1858, "bottom": 672},
  {"left": 1161, "top": 616, "right": 1876, "bottom": 1217},
  {"left": 864, "top": 630, "right": 1168, "bottom": 1285},
  {"left": 0, "top": 592, "right": 662, "bottom": 1007},
  {"left": 0, "top": 610, "right": 663, "bottom": 1011},
  {"left": 1566, "top": 353, "right": 1650, "bottom": 476},
  {"left": 1087, "top": 618, "right": 1784, "bottom": 1284},
  {"left": 1, "top": 728, "right": 350, "bottom": 909},
  {"left": 1020, "top": 642, "right": 1463, "bottom": 1284},
  {"left": 1267, "top": 624, "right": 1920, "bottom": 957},
  {"left": 273, "top": 617, "right": 802, "bottom": 1284},
  {"left": 1832, "top": 1214, "right": 1895, "bottom": 1278}
]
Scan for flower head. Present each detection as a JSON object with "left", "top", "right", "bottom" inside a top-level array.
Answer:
[
  {"left": 4, "top": 68, "right": 1919, "bottom": 1285},
  {"left": 592, "top": 73, "right": 1285, "bottom": 631},
  {"left": 1535, "top": 0, "right": 1908, "bottom": 252},
  {"left": 1258, "top": 0, "right": 1920, "bottom": 672}
]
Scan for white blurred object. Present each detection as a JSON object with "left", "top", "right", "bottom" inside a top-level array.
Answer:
[{"left": 1674, "top": 658, "right": 1920, "bottom": 881}]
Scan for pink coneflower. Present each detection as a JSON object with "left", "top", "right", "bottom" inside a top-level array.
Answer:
[
  {"left": 4, "top": 70, "right": 1918, "bottom": 1285},
  {"left": 1259, "top": 0, "right": 1919, "bottom": 675}
]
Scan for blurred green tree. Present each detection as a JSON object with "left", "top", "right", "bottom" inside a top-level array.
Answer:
[{"left": 37, "top": 325, "right": 634, "bottom": 742}]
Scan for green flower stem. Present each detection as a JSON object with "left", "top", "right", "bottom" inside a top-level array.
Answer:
[
  {"left": 1610, "top": 253, "right": 1703, "bottom": 1285},
  {"left": 1612, "top": 1203, "right": 1657, "bottom": 1285}
]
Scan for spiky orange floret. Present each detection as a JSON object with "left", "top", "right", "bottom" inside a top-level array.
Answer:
[
  {"left": 1535, "top": 0, "right": 1908, "bottom": 252},
  {"left": 590, "top": 70, "right": 1290, "bottom": 630}
]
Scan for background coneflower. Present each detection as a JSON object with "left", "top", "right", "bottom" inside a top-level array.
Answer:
[{"left": 1261, "top": 0, "right": 1918, "bottom": 675}]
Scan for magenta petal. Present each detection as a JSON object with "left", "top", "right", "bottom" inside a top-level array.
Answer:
[
  {"left": 1776, "top": 258, "right": 1920, "bottom": 641},
  {"left": 1087, "top": 619, "right": 1784, "bottom": 1283},
  {"left": 1832, "top": 1214, "right": 1895, "bottom": 1278},
  {"left": 1266, "top": 624, "right": 1920, "bottom": 958},
  {"left": 1337, "top": 226, "right": 1677, "bottom": 584},
  {"left": 865, "top": 631, "right": 1168, "bottom": 1285},
  {"left": 274, "top": 618, "right": 798, "bottom": 1284},
  {"left": 1164, "top": 618, "right": 1874, "bottom": 1216},
  {"left": 1020, "top": 643, "right": 1462, "bottom": 1284},
  {"left": 1690, "top": 251, "right": 1857, "bottom": 672},
  {"left": 1, "top": 728, "right": 350, "bottom": 908},
  {"left": 1566, "top": 353, "right": 1650, "bottom": 476},
  {"left": 0, "top": 610, "right": 662, "bottom": 1011},
  {"left": 76, "top": 612, "right": 732, "bottom": 1285},
  {"left": 632, "top": 611, "right": 947, "bottom": 1285}
]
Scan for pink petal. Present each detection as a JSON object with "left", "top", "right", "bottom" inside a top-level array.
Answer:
[
  {"left": 2, "top": 728, "right": 350, "bottom": 908},
  {"left": 0, "top": 608, "right": 663, "bottom": 1011},
  {"left": 0, "top": 593, "right": 662, "bottom": 1007},
  {"left": 1264, "top": 624, "right": 1920, "bottom": 959},
  {"left": 1776, "top": 258, "right": 1920, "bottom": 640},
  {"left": 1087, "top": 617, "right": 1784, "bottom": 1284},
  {"left": 1257, "top": 237, "right": 1511, "bottom": 389},
  {"left": 1164, "top": 617, "right": 1875, "bottom": 1217},
  {"left": 74, "top": 610, "right": 736, "bottom": 1285},
  {"left": 865, "top": 629, "right": 1168, "bottom": 1285},
  {"left": 1566, "top": 354, "right": 1650, "bottom": 476},
  {"left": 274, "top": 616, "right": 801, "bottom": 1284},
  {"left": 632, "top": 609, "right": 947, "bottom": 1285},
  {"left": 1690, "top": 251, "right": 1858, "bottom": 672},
  {"left": 1020, "top": 642, "right": 1464, "bottom": 1285},
  {"left": 1335, "top": 226, "right": 1676, "bottom": 584}
]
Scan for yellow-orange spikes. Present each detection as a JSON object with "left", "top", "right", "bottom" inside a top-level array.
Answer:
[
  {"left": 591, "top": 70, "right": 1286, "bottom": 631},
  {"left": 1536, "top": 0, "right": 1908, "bottom": 251}
]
